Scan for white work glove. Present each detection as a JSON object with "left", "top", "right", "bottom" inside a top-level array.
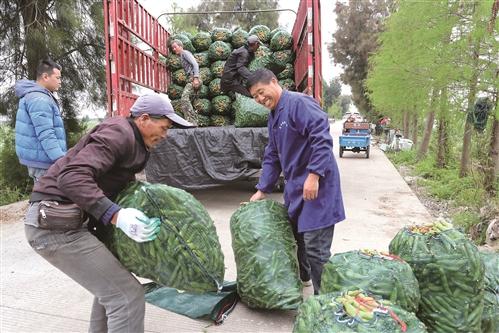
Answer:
[{"left": 116, "top": 208, "right": 161, "bottom": 243}]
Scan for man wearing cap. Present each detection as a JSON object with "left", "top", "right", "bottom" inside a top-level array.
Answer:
[
  {"left": 171, "top": 39, "right": 201, "bottom": 126},
  {"left": 24, "top": 93, "right": 194, "bottom": 332},
  {"left": 220, "top": 35, "right": 260, "bottom": 97}
]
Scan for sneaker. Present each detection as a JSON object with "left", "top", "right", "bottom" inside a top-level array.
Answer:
[{"left": 302, "top": 280, "right": 312, "bottom": 287}]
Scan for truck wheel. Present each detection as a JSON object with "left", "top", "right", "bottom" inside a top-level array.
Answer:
[
  {"left": 366, "top": 146, "right": 370, "bottom": 159},
  {"left": 339, "top": 146, "right": 344, "bottom": 158}
]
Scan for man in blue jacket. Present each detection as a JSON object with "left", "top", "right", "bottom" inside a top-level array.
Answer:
[
  {"left": 15, "top": 59, "right": 66, "bottom": 181},
  {"left": 247, "top": 69, "right": 345, "bottom": 295}
]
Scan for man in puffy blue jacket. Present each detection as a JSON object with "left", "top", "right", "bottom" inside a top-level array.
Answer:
[{"left": 15, "top": 59, "right": 66, "bottom": 181}]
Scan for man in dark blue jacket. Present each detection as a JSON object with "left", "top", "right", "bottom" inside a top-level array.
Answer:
[
  {"left": 15, "top": 59, "right": 66, "bottom": 181},
  {"left": 247, "top": 69, "right": 345, "bottom": 295}
]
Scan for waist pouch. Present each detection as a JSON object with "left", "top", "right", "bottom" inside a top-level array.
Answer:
[{"left": 38, "top": 201, "right": 88, "bottom": 231}]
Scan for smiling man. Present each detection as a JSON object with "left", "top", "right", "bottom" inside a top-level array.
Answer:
[
  {"left": 247, "top": 69, "right": 345, "bottom": 295},
  {"left": 24, "top": 93, "right": 193, "bottom": 332}
]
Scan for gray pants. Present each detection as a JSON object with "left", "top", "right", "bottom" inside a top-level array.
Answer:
[
  {"left": 24, "top": 204, "right": 145, "bottom": 333},
  {"left": 28, "top": 167, "right": 47, "bottom": 182},
  {"left": 292, "top": 223, "right": 335, "bottom": 295}
]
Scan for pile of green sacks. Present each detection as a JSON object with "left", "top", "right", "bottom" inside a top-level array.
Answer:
[
  {"left": 163, "top": 25, "right": 295, "bottom": 127},
  {"left": 108, "top": 181, "right": 225, "bottom": 293}
]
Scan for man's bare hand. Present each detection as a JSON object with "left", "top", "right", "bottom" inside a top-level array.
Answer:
[
  {"left": 303, "top": 173, "right": 319, "bottom": 201},
  {"left": 250, "top": 190, "right": 266, "bottom": 202}
]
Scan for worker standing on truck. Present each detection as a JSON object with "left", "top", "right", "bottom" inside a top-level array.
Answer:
[
  {"left": 24, "top": 93, "right": 194, "bottom": 332},
  {"left": 247, "top": 69, "right": 345, "bottom": 295},
  {"left": 220, "top": 35, "right": 260, "bottom": 98},
  {"left": 171, "top": 39, "right": 201, "bottom": 126}
]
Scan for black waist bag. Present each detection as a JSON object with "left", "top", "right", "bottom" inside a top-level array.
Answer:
[{"left": 38, "top": 201, "right": 88, "bottom": 231}]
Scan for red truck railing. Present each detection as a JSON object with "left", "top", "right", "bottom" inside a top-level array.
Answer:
[
  {"left": 104, "top": 0, "right": 322, "bottom": 116},
  {"left": 292, "top": 0, "right": 322, "bottom": 105},
  {"left": 104, "top": 0, "right": 170, "bottom": 117}
]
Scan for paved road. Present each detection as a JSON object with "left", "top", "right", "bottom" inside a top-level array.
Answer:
[{"left": 0, "top": 121, "right": 432, "bottom": 333}]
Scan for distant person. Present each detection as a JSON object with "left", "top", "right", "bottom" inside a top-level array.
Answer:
[
  {"left": 220, "top": 35, "right": 260, "bottom": 97},
  {"left": 171, "top": 39, "right": 201, "bottom": 126},
  {"left": 25, "top": 93, "right": 194, "bottom": 332},
  {"left": 247, "top": 69, "right": 345, "bottom": 295},
  {"left": 15, "top": 59, "right": 66, "bottom": 182},
  {"left": 343, "top": 115, "right": 355, "bottom": 134}
]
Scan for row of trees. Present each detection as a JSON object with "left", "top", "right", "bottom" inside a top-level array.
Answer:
[{"left": 333, "top": 0, "right": 498, "bottom": 197}]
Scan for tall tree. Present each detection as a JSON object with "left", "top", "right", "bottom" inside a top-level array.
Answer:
[
  {"left": 331, "top": 0, "right": 395, "bottom": 118},
  {"left": 167, "top": 0, "right": 279, "bottom": 32},
  {"left": 0, "top": 0, "right": 106, "bottom": 133},
  {"left": 323, "top": 77, "right": 342, "bottom": 111}
]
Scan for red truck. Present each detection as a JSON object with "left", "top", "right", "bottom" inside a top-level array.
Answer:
[{"left": 103, "top": 0, "right": 323, "bottom": 189}]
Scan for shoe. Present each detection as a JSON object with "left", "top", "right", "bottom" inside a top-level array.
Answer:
[{"left": 302, "top": 280, "right": 312, "bottom": 287}]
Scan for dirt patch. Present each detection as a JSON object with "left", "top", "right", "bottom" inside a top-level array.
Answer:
[{"left": 0, "top": 200, "right": 29, "bottom": 224}]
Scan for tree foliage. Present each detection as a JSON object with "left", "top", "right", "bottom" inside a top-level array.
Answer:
[
  {"left": 165, "top": 0, "right": 279, "bottom": 33},
  {"left": 330, "top": 0, "right": 395, "bottom": 118},
  {"left": 323, "top": 77, "right": 342, "bottom": 111},
  {"left": 0, "top": 0, "right": 106, "bottom": 131}
]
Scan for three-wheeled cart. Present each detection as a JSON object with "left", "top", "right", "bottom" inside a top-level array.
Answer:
[{"left": 339, "top": 122, "right": 371, "bottom": 158}]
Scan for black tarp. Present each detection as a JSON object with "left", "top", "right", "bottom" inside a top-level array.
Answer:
[{"left": 145, "top": 126, "right": 269, "bottom": 190}]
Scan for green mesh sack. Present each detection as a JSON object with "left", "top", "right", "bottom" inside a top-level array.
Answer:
[
  {"left": 210, "top": 115, "right": 231, "bottom": 127},
  {"left": 197, "top": 114, "right": 211, "bottom": 127},
  {"left": 170, "top": 34, "right": 195, "bottom": 53},
  {"left": 172, "top": 68, "right": 188, "bottom": 86},
  {"left": 279, "top": 79, "right": 296, "bottom": 91},
  {"left": 272, "top": 50, "right": 295, "bottom": 67},
  {"left": 210, "top": 60, "right": 225, "bottom": 78},
  {"left": 164, "top": 53, "right": 182, "bottom": 70},
  {"left": 248, "top": 25, "right": 271, "bottom": 44},
  {"left": 389, "top": 221, "right": 485, "bottom": 333},
  {"left": 180, "top": 31, "right": 193, "bottom": 40},
  {"left": 233, "top": 93, "right": 270, "bottom": 128},
  {"left": 208, "top": 78, "right": 223, "bottom": 97},
  {"left": 321, "top": 249, "right": 420, "bottom": 313},
  {"left": 170, "top": 99, "right": 182, "bottom": 116},
  {"left": 196, "top": 84, "right": 209, "bottom": 99},
  {"left": 270, "top": 31, "right": 293, "bottom": 51},
  {"left": 248, "top": 45, "right": 273, "bottom": 71},
  {"left": 231, "top": 28, "right": 249, "bottom": 48},
  {"left": 110, "top": 181, "right": 225, "bottom": 292},
  {"left": 480, "top": 252, "right": 499, "bottom": 333},
  {"left": 192, "top": 32, "right": 212, "bottom": 51},
  {"left": 270, "top": 27, "right": 286, "bottom": 38},
  {"left": 293, "top": 291, "right": 428, "bottom": 333},
  {"left": 211, "top": 95, "right": 232, "bottom": 115},
  {"left": 199, "top": 67, "right": 213, "bottom": 83},
  {"left": 167, "top": 84, "right": 184, "bottom": 100},
  {"left": 208, "top": 41, "right": 232, "bottom": 61},
  {"left": 192, "top": 98, "right": 212, "bottom": 116},
  {"left": 193, "top": 52, "right": 210, "bottom": 67},
  {"left": 230, "top": 200, "right": 302, "bottom": 309},
  {"left": 211, "top": 27, "right": 232, "bottom": 42},
  {"left": 277, "top": 63, "right": 294, "bottom": 80}
]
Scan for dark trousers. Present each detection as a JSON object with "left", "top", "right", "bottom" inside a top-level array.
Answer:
[
  {"left": 220, "top": 79, "right": 252, "bottom": 98},
  {"left": 292, "top": 223, "right": 335, "bottom": 295}
]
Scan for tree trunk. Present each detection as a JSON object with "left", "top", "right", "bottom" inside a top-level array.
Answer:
[
  {"left": 459, "top": 40, "right": 480, "bottom": 177},
  {"left": 436, "top": 89, "right": 450, "bottom": 168},
  {"left": 403, "top": 111, "right": 410, "bottom": 139},
  {"left": 417, "top": 89, "right": 439, "bottom": 160},
  {"left": 484, "top": 104, "right": 499, "bottom": 196},
  {"left": 20, "top": 0, "right": 50, "bottom": 79},
  {"left": 411, "top": 114, "right": 418, "bottom": 146}
]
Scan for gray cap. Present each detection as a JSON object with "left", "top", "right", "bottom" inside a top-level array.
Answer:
[
  {"left": 130, "top": 93, "right": 194, "bottom": 128},
  {"left": 247, "top": 35, "right": 260, "bottom": 45}
]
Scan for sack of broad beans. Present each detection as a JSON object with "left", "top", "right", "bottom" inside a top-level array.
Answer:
[
  {"left": 293, "top": 290, "right": 428, "bottom": 333},
  {"left": 233, "top": 93, "right": 270, "bottom": 128},
  {"left": 277, "top": 63, "right": 294, "bottom": 80},
  {"left": 480, "top": 251, "right": 499, "bottom": 333},
  {"left": 321, "top": 249, "right": 420, "bottom": 313},
  {"left": 167, "top": 84, "right": 183, "bottom": 100},
  {"left": 248, "top": 45, "right": 273, "bottom": 71},
  {"left": 231, "top": 28, "right": 248, "bottom": 48},
  {"left": 210, "top": 60, "right": 225, "bottom": 78},
  {"left": 248, "top": 25, "right": 271, "bottom": 44},
  {"left": 230, "top": 200, "right": 302, "bottom": 309},
  {"left": 211, "top": 27, "right": 231, "bottom": 42},
  {"left": 191, "top": 31, "right": 211, "bottom": 51},
  {"left": 211, "top": 95, "right": 231, "bottom": 116},
  {"left": 164, "top": 53, "right": 182, "bottom": 70},
  {"left": 193, "top": 52, "right": 210, "bottom": 67},
  {"left": 210, "top": 115, "right": 231, "bottom": 127},
  {"left": 109, "top": 181, "right": 225, "bottom": 292},
  {"left": 192, "top": 98, "right": 211, "bottom": 116},
  {"left": 208, "top": 41, "right": 232, "bottom": 61},
  {"left": 389, "top": 220, "right": 485, "bottom": 333},
  {"left": 270, "top": 30, "right": 293, "bottom": 51}
]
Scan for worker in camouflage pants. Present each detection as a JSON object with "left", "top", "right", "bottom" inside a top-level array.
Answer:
[{"left": 171, "top": 39, "right": 201, "bottom": 126}]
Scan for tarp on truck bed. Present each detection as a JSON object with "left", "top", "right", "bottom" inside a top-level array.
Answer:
[{"left": 145, "top": 126, "right": 269, "bottom": 190}]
